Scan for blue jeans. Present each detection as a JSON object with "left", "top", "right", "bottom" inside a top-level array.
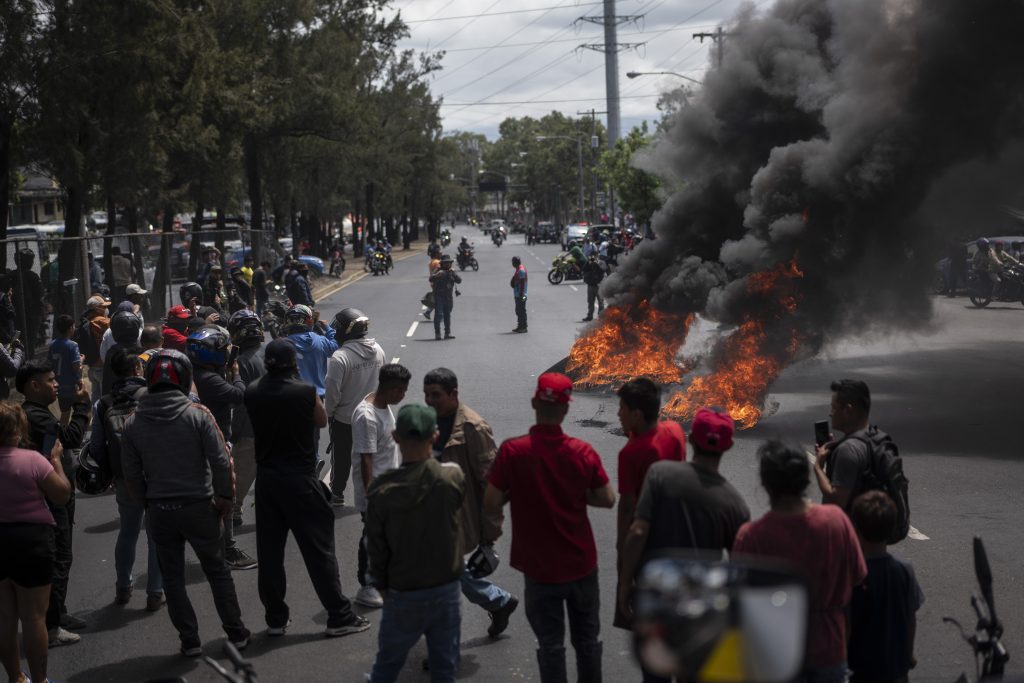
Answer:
[
  {"left": 460, "top": 570, "right": 511, "bottom": 612},
  {"left": 369, "top": 580, "right": 461, "bottom": 683},
  {"left": 524, "top": 570, "right": 602, "bottom": 683},
  {"left": 115, "top": 483, "right": 162, "bottom": 595},
  {"left": 433, "top": 296, "right": 453, "bottom": 337}
]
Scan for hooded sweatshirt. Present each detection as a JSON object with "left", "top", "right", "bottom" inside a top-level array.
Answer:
[
  {"left": 288, "top": 326, "right": 338, "bottom": 397},
  {"left": 324, "top": 337, "right": 386, "bottom": 424},
  {"left": 365, "top": 458, "right": 465, "bottom": 591},
  {"left": 162, "top": 325, "right": 188, "bottom": 352},
  {"left": 193, "top": 366, "right": 246, "bottom": 443},
  {"left": 121, "top": 388, "right": 233, "bottom": 502}
]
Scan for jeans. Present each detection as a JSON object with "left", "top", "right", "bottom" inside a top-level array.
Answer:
[
  {"left": 329, "top": 420, "right": 353, "bottom": 498},
  {"left": 146, "top": 498, "right": 248, "bottom": 646},
  {"left": 114, "top": 482, "right": 162, "bottom": 595},
  {"left": 45, "top": 492, "right": 74, "bottom": 631},
  {"left": 460, "top": 570, "right": 512, "bottom": 612},
  {"left": 524, "top": 571, "right": 602, "bottom": 683},
  {"left": 433, "top": 296, "right": 453, "bottom": 337},
  {"left": 514, "top": 296, "right": 528, "bottom": 329},
  {"left": 231, "top": 438, "right": 257, "bottom": 520},
  {"left": 255, "top": 469, "right": 358, "bottom": 629},
  {"left": 586, "top": 286, "right": 604, "bottom": 317},
  {"left": 369, "top": 580, "right": 461, "bottom": 683}
]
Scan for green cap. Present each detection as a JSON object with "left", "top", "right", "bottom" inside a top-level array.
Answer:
[{"left": 395, "top": 404, "right": 438, "bottom": 439}]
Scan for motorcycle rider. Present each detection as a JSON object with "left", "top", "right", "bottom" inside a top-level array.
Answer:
[
  {"left": 457, "top": 237, "right": 473, "bottom": 268},
  {"left": 972, "top": 238, "right": 1004, "bottom": 295},
  {"left": 187, "top": 325, "right": 258, "bottom": 572},
  {"left": 581, "top": 253, "right": 607, "bottom": 322},
  {"left": 994, "top": 240, "right": 1020, "bottom": 268},
  {"left": 568, "top": 242, "right": 586, "bottom": 274},
  {"left": 284, "top": 304, "right": 338, "bottom": 457},
  {"left": 226, "top": 310, "right": 267, "bottom": 528},
  {"left": 511, "top": 256, "right": 528, "bottom": 334},
  {"left": 430, "top": 254, "right": 462, "bottom": 340}
]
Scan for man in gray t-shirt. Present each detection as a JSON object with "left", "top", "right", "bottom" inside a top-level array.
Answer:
[{"left": 815, "top": 379, "right": 874, "bottom": 510}]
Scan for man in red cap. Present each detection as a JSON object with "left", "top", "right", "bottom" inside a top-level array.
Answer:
[
  {"left": 483, "top": 372, "right": 615, "bottom": 683},
  {"left": 616, "top": 407, "right": 750, "bottom": 683},
  {"left": 161, "top": 306, "right": 193, "bottom": 352}
]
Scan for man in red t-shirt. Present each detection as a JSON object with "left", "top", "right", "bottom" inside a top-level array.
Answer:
[
  {"left": 483, "top": 373, "right": 615, "bottom": 683},
  {"left": 614, "top": 378, "right": 686, "bottom": 560}
]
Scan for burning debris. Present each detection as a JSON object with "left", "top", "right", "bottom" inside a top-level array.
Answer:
[{"left": 569, "top": 0, "right": 1024, "bottom": 427}]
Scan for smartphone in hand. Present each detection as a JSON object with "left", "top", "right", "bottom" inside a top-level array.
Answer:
[{"left": 814, "top": 420, "right": 831, "bottom": 447}]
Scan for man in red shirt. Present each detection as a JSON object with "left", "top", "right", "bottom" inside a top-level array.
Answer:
[
  {"left": 614, "top": 378, "right": 686, "bottom": 561},
  {"left": 483, "top": 373, "right": 615, "bottom": 683}
]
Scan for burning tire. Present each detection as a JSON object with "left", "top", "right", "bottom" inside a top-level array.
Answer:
[{"left": 548, "top": 268, "right": 564, "bottom": 285}]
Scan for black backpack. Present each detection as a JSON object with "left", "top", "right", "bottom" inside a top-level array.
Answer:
[
  {"left": 99, "top": 386, "right": 145, "bottom": 480},
  {"left": 847, "top": 427, "right": 911, "bottom": 544}
]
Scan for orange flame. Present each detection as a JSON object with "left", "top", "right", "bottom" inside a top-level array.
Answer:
[
  {"left": 662, "top": 260, "right": 805, "bottom": 429},
  {"left": 566, "top": 302, "right": 693, "bottom": 387}
]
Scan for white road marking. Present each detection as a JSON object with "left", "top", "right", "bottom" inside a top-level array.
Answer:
[
  {"left": 908, "top": 525, "right": 929, "bottom": 541},
  {"left": 569, "top": 285, "right": 579, "bottom": 292},
  {"left": 391, "top": 357, "right": 400, "bottom": 364},
  {"left": 400, "top": 344, "right": 407, "bottom": 348},
  {"left": 406, "top": 321, "right": 418, "bottom": 337}
]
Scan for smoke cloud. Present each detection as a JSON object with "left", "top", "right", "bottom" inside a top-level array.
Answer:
[{"left": 603, "top": 0, "right": 1024, "bottom": 352}]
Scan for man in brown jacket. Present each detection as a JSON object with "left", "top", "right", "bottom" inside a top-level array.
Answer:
[{"left": 424, "top": 367, "right": 519, "bottom": 638}]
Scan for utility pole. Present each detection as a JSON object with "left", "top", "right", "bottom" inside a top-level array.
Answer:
[
  {"left": 693, "top": 26, "right": 732, "bottom": 69},
  {"left": 577, "top": 108, "right": 606, "bottom": 221},
  {"left": 578, "top": 0, "right": 643, "bottom": 227}
]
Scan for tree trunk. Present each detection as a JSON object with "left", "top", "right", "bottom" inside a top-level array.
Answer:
[
  {"left": 352, "top": 199, "right": 363, "bottom": 258},
  {"left": 365, "top": 183, "right": 375, "bottom": 243},
  {"left": 57, "top": 183, "right": 84, "bottom": 317},
  {"left": 188, "top": 199, "right": 205, "bottom": 281},
  {"left": 289, "top": 197, "right": 299, "bottom": 259},
  {"left": 215, "top": 207, "right": 227, "bottom": 256},
  {"left": 126, "top": 207, "right": 147, "bottom": 310},
  {"left": 151, "top": 206, "right": 175, "bottom": 315},
  {"left": 244, "top": 133, "right": 263, "bottom": 265},
  {"left": 0, "top": 116, "right": 11, "bottom": 269}
]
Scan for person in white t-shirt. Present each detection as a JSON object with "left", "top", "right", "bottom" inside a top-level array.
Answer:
[{"left": 350, "top": 363, "right": 411, "bottom": 608}]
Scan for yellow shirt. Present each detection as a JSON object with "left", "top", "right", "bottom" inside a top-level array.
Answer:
[{"left": 241, "top": 266, "right": 254, "bottom": 285}]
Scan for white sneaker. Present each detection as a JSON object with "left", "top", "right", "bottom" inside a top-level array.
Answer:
[
  {"left": 354, "top": 585, "right": 383, "bottom": 608},
  {"left": 48, "top": 626, "right": 81, "bottom": 648}
]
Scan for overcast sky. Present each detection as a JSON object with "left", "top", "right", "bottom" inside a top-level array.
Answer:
[{"left": 387, "top": 0, "right": 762, "bottom": 141}]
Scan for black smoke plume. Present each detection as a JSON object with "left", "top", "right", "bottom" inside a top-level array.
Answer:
[{"left": 604, "top": 0, "right": 1024, "bottom": 353}]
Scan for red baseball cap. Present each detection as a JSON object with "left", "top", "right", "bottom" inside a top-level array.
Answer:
[
  {"left": 167, "top": 305, "right": 192, "bottom": 320},
  {"left": 690, "top": 408, "right": 734, "bottom": 453},
  {"left": 535, "top": 373, "right": 573, "bottom": 404}
]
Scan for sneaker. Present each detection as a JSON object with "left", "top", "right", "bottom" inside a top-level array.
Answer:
[
  {"left": 444, "top": 334, "right": 455, "bottom": 339},
  {"left": 267, "top": 619, "right": 292, "bottom": 637},
  {"left": 180, "top": 643, "right": 202, "bottom": 658},
  {"left": 325, "top": 615, "right": 370, "bottom": 638},
  {"left": 61, "top": 614, "right": 87, "bottom": 630},
  {"left": 146, "top": 593, "right": 166, "bottom": 612},
  {"left": 114, "top": 585, "right": 133, "bottom": 606},
  {"left": 330, "top": 494, "right": 345, "bottom": 508},
  {"left": 230, "top": 634, "right": 250, "bottom": 651},
  {"left": 354, "top": 585, "right": 384, "bottom": 608},
  {"left": 487, "top": 596, "right": 519, "bottom": 638},
  {"left": 225, "top": 547, "right": 258, "bottom": 571},
  {"left": 48, "top": 627, "right": 81, "bottom": 648}
]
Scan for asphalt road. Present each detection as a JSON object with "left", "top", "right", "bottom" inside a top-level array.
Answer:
[{"left": 50, "top": 226, "right": 1024, "bottom": 682}]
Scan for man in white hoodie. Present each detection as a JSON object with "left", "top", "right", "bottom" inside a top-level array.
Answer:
[{"left": 324, "top": 308, "right": 386, "bottom": 506}]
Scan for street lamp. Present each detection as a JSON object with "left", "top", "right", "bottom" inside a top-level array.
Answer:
[
  {"left": 536, "top": 135, "right": 585, "bottom": 223},
  {"left": 626, "top": 70, "right": 704, "bottom": 86}
]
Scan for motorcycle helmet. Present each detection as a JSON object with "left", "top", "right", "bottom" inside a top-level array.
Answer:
[
  {"left": 977, "top": 238, "right": 990, "bottom": 250},
  {"left": 179, "top": 281, "right": 204, "bottom": 306},
  {"left": 227, "top": 309, "right": 264, "bottom": 344},
  {"left": 440, "top": 253, "right": 453, "bottom": 267},
  {"left": 110, "top": 310, "right": 143, "bottom": 345},
  {"left": 145, "top": 348, "right": 193, "bottom": 393},
  {"left": 284, "top": 304, "right": 314, "bottom": 333},
  {"left": 75, "top": 445, "right": 112, "bottom": 495},
  {"left": 466, "top": 544, "right": 500, "bottom": 579},
  {"left": 186, "top": 325, "right": 231, "bottom": 367},
  {"left": 331, "top": 308, "right": 369, "bottom": 341}
]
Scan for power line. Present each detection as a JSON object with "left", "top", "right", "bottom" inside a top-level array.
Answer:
[
  {"left": 431, "top": 0, "right": 503, "bottom": 50},
  {"left": 441, "top": 93, "right": 661, "bottom": 106},
  {"left": 405, "top": 1, "right": 603, "bottom": 23}
]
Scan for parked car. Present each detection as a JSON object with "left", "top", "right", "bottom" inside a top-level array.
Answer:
[{"left": 226, "top": 246, "right": 324, "bottom": 277}]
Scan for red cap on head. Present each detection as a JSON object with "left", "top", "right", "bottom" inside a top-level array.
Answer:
[
  {"left": 690, "top": 408, "right": 734, "bottom": 453},
  {"left": 167, "top": 305, "right": 192, "bottom": 320},
  {"left": 535, "top": 373, "right": 573, "bottom": 404}
]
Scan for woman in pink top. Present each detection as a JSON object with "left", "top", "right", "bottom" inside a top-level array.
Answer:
[
  {"left": 733, "top": 439, "right": 867, "bottom": 683},
  {"left": 0, "top": 403, "right": 72, "bottom": 683}
]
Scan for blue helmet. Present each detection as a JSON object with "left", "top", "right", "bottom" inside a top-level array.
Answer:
[
  {"left": 977, "top": 237, "right": 990, "bottom": 250},
  {"left": 186, "top": 325, "right": 231, "bottom": 367}
]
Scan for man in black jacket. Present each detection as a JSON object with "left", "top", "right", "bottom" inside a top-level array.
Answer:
[
  {"left": 17, "top": 361, "right": 91, "bottom": 647},
  {"left": 581, "top": 253, "right": 607, "bottom": 322},
  {"left": 227, "top": 310, "right": 266, "bottom": 527}
]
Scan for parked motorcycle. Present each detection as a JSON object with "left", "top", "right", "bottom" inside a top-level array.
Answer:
[
  {"left": 457, "top": 248, "right": 479, "bottom": 271},
  {"left": 547, "top": 253, "right": 583, "bottom": 285},
  {"left": 944, "top": 536, "right": 1007, "bottom": 682},
  {"left": 968, "top": 265, "right": 1024, "bottom": 308}
]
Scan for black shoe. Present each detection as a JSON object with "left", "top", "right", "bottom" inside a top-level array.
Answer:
[
  {"left": 325, "top": 615, "right": 370, "bottom": 638},
  {"left": 513, "top": 327, "right": 527, "bottom": 333},
  {"left": 424, "top": 311, "right": 432, "bottom": 320},
  {"left": 435, "top": 333, "right": 442, "bottom": 340},
  {"left": 61, "top": 614, "right": 87, "bottom": 631},
  {"left": 225, "top": 547, "right": 258, "bottom": 571},
  {"left": 487, "top": 596, "right": 519, "bottom": 638},
  {"left": 581, "top": 316, "right": 593, "bottom": 322},
  {"left": 444, "top": 334, "right": 455, "bottom": 339}
]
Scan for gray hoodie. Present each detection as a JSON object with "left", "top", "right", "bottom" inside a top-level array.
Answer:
[
  {"left": 121, "top": 388, "right": 234, "bottom": 502},
  {"left": 324, "top": 337, "right": 386, "bottom": 424}
]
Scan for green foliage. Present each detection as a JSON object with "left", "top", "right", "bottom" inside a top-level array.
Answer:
[{"left": 596, "top": 123, "right": 663, "bottom": 228}]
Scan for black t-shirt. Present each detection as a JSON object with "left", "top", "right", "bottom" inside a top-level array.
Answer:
[
  {"left": 634, "top": 461, "right": 750, "bottom": 557},
  {"left": 848, "top": 554, "right": 924, "bottom": 681},
  {"left": 244, "top": 371, "right": 317, "bottom": 475},
  {"left": 434, "top": 414, "right": 456, "bottom": 456}
]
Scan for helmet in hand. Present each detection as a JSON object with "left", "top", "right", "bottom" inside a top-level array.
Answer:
[
  {"left": 466, "top": 544, "right": 500, "bottom": 579},
  {"left": 75, "top": 444, "right": 112, "bottom": 495}
]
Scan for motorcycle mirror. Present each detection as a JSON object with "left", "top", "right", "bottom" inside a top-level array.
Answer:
[
  {"left": 633, "top": 553, "right": 808, "bottom": 683},
  {"left": 973, "top": 536, "right": 997, "bottom": 624}
]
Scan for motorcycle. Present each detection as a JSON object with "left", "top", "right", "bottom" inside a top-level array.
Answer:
[
  {"left": 547, "top": 253, "right": 583, "bottom": 285},
  {"left": 369, "top": 251, "right": 390, "bottom": 276},
  {"left": 968, "top": 265, "right": 1024, "bottom": 308},
  {"left": 457, "top": 247, "right": 479, "bottom": 271},
  {"left": 492, "top": 227, "right": 505, "bottom": 247},
  {"left": 944, "top": 536, "right": 1008, "bottom": 682},
  {"left": 329, "top": 250, "right": 345, "bottom": 277},
  {"left": 262, "top": 299, "right": 289, "bottom": 340},
  {"left": 441, "top": 230, "right": 451, "bottom": 247}
]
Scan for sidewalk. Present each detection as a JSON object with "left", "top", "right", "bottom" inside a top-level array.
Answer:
[{"left": 311, "top": 240, "right": 429, "bottom": 301}]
